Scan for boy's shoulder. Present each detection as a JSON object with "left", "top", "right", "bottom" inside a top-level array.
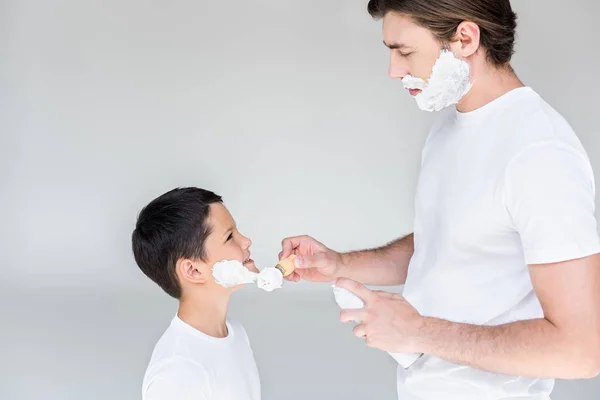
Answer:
[
  {"left": 143, "top": 318, "right": 210, "bottom": 397},
  {"left": 152, "top": 317, "right": 250, "bottom": 355},
  {"left": 146, "top": 316, "right": 252, "bottom": 369},
  {"left": 144, "top": 317, "right": 192, "bottom": 369}
]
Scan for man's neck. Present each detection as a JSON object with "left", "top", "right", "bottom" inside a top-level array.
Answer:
[
  {"left": 177, "top": 291, "right": 231, "bottom": 338},
  {"left": 457, "top": 64, "right": 524, "bottom": 113}
]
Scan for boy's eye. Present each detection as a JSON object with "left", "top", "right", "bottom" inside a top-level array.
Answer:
[
  {"left": 400, "top": 52, "right": 412, "bottom": 57},
  {"left": 226, "top": 233, "right": 233, "bottom": 241}
]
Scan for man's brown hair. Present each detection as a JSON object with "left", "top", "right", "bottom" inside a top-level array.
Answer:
[{"left": 367, "top": 0, "right": 518, "bottom": 66}]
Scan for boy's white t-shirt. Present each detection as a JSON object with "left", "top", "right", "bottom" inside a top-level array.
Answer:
[
  {"left": 142, "top": 316, "right": 261, "bottom": 400},
  {"left": 400, "top": 87, "right": 600, "bottom": 399}
]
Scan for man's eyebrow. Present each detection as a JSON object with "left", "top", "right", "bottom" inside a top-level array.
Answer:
[{"left": 383, "top": 40, "right": 409, "bottom": 50}]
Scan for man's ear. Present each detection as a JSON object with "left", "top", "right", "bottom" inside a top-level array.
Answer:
[
  {"left": 176, "top": 258, "right": 208, "bottom": 284},
  {"left": 453, "top": 21, "right": 481, "bottom": 58}
]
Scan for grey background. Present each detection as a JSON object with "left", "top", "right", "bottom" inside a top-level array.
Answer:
[{"left": 1, "top": 0, "right": 599, "bottom": 399}]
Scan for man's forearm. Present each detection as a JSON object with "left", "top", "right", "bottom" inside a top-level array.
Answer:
[
  {"left": 419, "top": 316, "right": 600, "bottom": 379},
  {"left": 337, "top": 233, "right": 414, "bottom": 286}
]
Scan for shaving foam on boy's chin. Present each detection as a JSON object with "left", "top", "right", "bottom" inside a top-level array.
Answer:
[
  {"left": 331, "top": 284, "right": 424, "bottom": 369},
  {"left": 256, "top": 267, "right": 284, "bottom": 292},
  {"left": 401, "top": 49, "right": 473, "bottom": 112},
  {"left": 255, "top": 255, "right": 296, "bottom": 292},
  {"left": 212, "top": 256, "right": 296, "bottom": 291},
  {"left": 212, "top": 260, "right": 258, "bottom": 288}
]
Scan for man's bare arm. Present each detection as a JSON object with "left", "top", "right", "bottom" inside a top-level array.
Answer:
[
  {"left": 418, "top": 253, "right": 600, "bottom": 379},
  {"left": 337, "top": 233, "right": 414, "bottom": 286}
]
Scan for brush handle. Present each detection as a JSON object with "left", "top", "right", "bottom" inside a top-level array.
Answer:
[{"left": 276, "top": 254, "right": 296, "bottom": 276}]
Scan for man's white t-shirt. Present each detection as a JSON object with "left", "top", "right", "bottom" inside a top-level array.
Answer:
[
  {"left": 400, "top": 87, "right": 600, "bottom": 400},
  {"left": 142, "top": 316, "right": 261, "bottom": 400}
]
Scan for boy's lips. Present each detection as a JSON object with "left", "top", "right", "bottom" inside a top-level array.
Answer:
[
  {"left": 242, "top": 257, "right": 258, "bottom": 273},
  {"left": 408, "top": 88, "right": 422, "bottom": 96}
]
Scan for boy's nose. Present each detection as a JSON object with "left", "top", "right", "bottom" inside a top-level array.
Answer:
[{"left": 241, "top": 235, "right": 252, "bottom": 249}]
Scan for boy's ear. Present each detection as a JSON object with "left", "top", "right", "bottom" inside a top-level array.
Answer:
[{"left": 176, "top": 258, "right": 208, "bottom": 284}]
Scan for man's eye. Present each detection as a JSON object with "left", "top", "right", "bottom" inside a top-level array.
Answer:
[{"left": 400, "top": 52, "right": 413, "bottom": 57}]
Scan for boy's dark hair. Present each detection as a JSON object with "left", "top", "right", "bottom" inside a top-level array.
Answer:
[
  {"left": 367, "top": 0, "right": 517, "bottom": 66},
  {"left": 132, "top": 187, "right": 223, "bottom": 298}
]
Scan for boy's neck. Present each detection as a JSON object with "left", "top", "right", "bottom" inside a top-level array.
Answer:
[{"left": 177, "top": 291, "right": 231, "bottom": 338}]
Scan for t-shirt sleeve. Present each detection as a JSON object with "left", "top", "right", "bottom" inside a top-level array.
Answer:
[
  {"left": 504, "top": 141, "right": 600, "bottom": 265},
  {"left": 143, "top": 358, "right": 210, "bottom": 400}
]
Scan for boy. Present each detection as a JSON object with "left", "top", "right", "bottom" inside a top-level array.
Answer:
[{"left": 132, "top": 187, "right": 261, "bottom": 400}]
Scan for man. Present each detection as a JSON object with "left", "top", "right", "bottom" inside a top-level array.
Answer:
[{"left": 280, "top": 1, "right": 600, "bottom": 399}]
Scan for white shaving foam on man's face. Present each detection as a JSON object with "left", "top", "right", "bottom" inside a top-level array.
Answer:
[
  {"left": 401, "top": 49, "right": 472, "bottom": 112},
  {"left": 212, "top": 260, "right": 257, "bottom": 288},
  {"left": 256, "top": 267, "right": 284, "bottom": 292}
]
